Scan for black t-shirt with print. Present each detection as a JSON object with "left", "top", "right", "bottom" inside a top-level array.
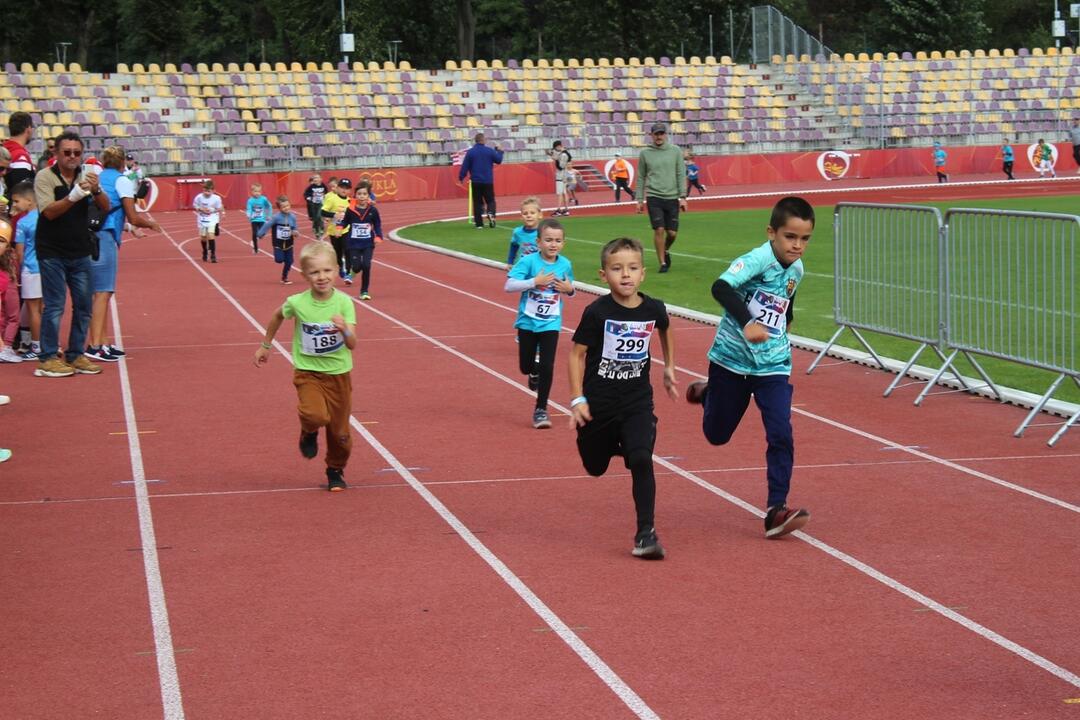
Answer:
[{"left": 572, "top": 293, "right": 670, "bottom": 416}]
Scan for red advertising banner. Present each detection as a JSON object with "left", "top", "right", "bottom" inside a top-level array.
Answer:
[{"left": 140, "top": 143, "right": 1065, "bottom": 212}]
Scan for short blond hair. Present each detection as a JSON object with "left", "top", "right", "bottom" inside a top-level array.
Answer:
[
  {"left": 521, "top": 196, "right": 541, "bottom": 211},
  {"left": 299, "top": 240, "right": 336, "bottom": 269}
]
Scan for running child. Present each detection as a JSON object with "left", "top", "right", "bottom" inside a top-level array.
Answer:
[
  {"left": 303, "top": 173, "right": 328, "bottom": 240},
  {"left": 685, "top": 196, "right": 814, "bottom": 539},
  {"left": 320, "top": 177, "right": 352, "bottom": 282},
  {"left": 245, "top": 183, "right": 272, "bottom": 254},
  {"left": 1036, "top": 138, "right": 1056, "bottom": 178},
  {"left": 504, "top": 218, "right": 575, "bottom": 429},
  {"left": 506, "top": 196, "right": 542, "bottom": 265},
  {"left": 193, "top": 180, "right": 224, "bottom": 262},
  {"left": 10, "top": 181, "right": 41, "bottom": 359},
  {"left": 1002, "top": 138, "right": 1015, "bottom": 180},
  {"left": 933, "top": 141, "right": 948, "bottom": 183},
  {"left": 257, "top": 195, "right": 299, "bottom": 284},
  {"left": 340, "top": 185, "right": 383, "bottom": 301},
  {"left": 567, "top": 236, "right": 678, "bottom": 559},
  {"left": 685, "top": 151, "right": 707, "bottom": 195},
  {"left": 253, "top": 242, "right": 357, "bottom": 492}
]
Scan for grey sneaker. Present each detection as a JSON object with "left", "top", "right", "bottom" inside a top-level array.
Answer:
[
  {"left": 532, "top": 408, "right": 551, "bottom": 429},
  {"left": 632, "top": 527, "right": 666, "bottom": 559}
]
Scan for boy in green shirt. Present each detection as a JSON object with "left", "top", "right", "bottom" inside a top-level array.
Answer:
[{"left": 255, "top": 243, "right": 358, "bottom": 491}]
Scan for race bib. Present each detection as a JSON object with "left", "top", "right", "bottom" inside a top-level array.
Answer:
[
  {"left": 198, "top": 214, "right": 218, "bottom": 228},
  {"left": 350, "top": 222, "right": 372, "bottom": 240},
  {"left": 602, "top": 320, "right": 654, "bottom": 361},
  {"left": 300, "top": 322, "right": 344, "bottom": 356},
  {"left": 524, "top": 289, "right": 560, "bottom": 320},
  {"left": 311, "top": 188, "right": 325, "bottom": 203},
  {"left": 747, "top": 289, "right": 789, "bottom": 336},
  {"left": 275, "top": 225, "right": 292, "bottom": 240},
  {"left": 252, "top": 207, "right": 266, "bottom": 220}
]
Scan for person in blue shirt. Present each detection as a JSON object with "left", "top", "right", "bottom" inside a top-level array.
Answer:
[
  {"left": 506, "top": 196, "right": 542, "bottom": 265},
  {"left": 1002, "top": 138, "right": 1015, "bottom": 180},
  {"left": 10, "top": 181, "right": 41, "bottom": 358},
  {"left": 246, "top": 183, "right": 273, "bottom": 254},
  {"left": 458, "top": 132, "right": 504, "bottom": 229},
  {"left": 684, "top": 150, "right": 707, "bottom": 195},
  {"left": 933, "top": 141, "right": 948, "bottom": 183},
  {"left": 685, "top": 196, "right": 814, "bottom": 539},
  {"left": 341, "top": 186, "right": 383, "bottom": 301},
  {"left": 257, "top": 195, "right": 299, "bottom": 285},
  {"left": 504, "top": 218, "right": 575, "bottom": 429}
]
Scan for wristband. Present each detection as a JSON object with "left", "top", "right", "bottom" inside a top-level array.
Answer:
[
  {"left": 343, "top": 330, "right": 353, "bottom": 338},
  {"left": 570, "top": 396, "right": 587, "bottom": 408},
  {"left": 260, "top": 341, "right": 272, "bottom": 350}
]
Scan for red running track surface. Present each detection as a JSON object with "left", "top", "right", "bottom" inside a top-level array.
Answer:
[{"left": 2, "top": 176, "right": 1079, "bottom": 719}]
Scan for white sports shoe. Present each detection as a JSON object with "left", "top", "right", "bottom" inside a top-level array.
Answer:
[{"left": 0, "top": 347, "right": 24, "bottom": 363}]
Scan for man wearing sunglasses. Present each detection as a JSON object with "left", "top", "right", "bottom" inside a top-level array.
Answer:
[
  {"left": 3, "top": 111, "right": 36, "bottom": 204},
  {"left": 635, "top": 122, "right": 687, "bottom": 273},
  {"left": 32, "top": 131, "right": 110, "bottom": 377}
]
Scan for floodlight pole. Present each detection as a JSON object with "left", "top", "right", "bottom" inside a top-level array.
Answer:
[{"left": 341, "top": 0, "right": 348, "bottom": 64}]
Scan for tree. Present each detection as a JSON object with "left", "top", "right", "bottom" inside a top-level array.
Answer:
[
  {"left": 458, "top": 0, "right": 476, "bottom": 61},
  {"left": 881, "top": 0, "right": 990, "bottom": 53}
]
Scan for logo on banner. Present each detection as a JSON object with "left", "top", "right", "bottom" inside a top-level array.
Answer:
[
  {"left": 1027, "top": 143, "right": 1058, "bottom": 170},
  {"left": 358, "top": 171, "right": 398, "bottom": 198},
  {"left": 603, "top": 159, "right": 635, "bottom": 187},
  {"left": 136, "top": 178, "right": 159, "bottom": 212},
  {"left": 816, "top": 151, "right": 851, "bottom": 180}
]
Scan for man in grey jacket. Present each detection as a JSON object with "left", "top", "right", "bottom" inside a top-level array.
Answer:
[
  {"left": 1070, "top": 121, "right": 1080, "bottom": 173},
  {"left": 636, "top": 123, "right": 687, "bottom": 272}
]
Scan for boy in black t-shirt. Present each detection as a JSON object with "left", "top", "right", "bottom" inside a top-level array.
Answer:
[{"left": 568, "top": 237, "right": 678, "bottom": 559}]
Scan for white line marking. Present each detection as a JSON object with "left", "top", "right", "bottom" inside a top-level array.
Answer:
[
  {"left": 168, "top": 228, "right": 661, "bottom": 720},
  {"left": 110, "top": 296, "right": 186, "bottom": 719},
  {"left": 342, "top": 274, "right": 1080, "bottom": 690}
]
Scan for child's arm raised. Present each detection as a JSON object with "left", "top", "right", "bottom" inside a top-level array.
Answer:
[
  {"left": 567, "top": 342, "right": 591, "bottom": 428},
  {"left": 331, "top": 314, "right": 357, "bottom": 351},
  {"left": 253, "top": 307, "right": 286, "bottom": 366},
  {"left": 657, "top": 325, "right": 679, "bottom": 401}
]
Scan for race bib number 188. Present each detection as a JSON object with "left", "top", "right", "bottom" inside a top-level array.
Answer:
[{"left": 300, "top": 322, "right": 344, "bottom": 356}]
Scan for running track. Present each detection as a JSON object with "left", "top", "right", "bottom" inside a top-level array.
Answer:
[{"left": 2, "top": 176, "right": 1079, "bottom": 719}]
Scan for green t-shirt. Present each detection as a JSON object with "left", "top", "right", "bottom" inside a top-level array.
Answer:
[{"left": 282, "top": 289, "right": 356, "bottom": 374}]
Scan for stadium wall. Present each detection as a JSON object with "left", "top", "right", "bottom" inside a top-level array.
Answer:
[{"left": 147, "top": 142, "right": 1062, "bottom": 211}]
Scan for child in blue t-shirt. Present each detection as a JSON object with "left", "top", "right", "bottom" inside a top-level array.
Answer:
[
  {"left": 685, "top": 196, "right": 815, "bottom": 540},
  {"left": 506, "top": 196, "right": 542, "bottom": 265},
  {"left": 684, "top": 150, "right": 707, "bottom": 195},
  {"left": 504, "top": 218, "right": 575, "bottom": 429},
  {"left": 246, "top": 183, "right": 273, "bottom": 253},
  {"left": 1002, "top": 138, "right": 1015, "bottom": 180},
  {"left": 933, "top": 142, "right": 948, "bottom": 183},
  {"left": 257, "top": 195, "right": 299, "bottom": 284}
]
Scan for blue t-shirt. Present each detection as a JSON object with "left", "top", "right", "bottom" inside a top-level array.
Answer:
[
  {"left": 508, "top": 252, "right": 575, "bottom": 333},
  {"left": 707, "top": 241, "right": 803, "bottom": 376},
  {"left": 246, "top": 196, "right": 273, "bottom": 224},
  {"left": 507, "top": 224, "right": 538, "bottom": 265},
  {"left": 14, "top": 209, "right": 39, "bottom": 274},
  {"left": 687, "top": 162, "right": 700, "bottom": 180},
  {"left": 933, "top": 148, "right": 947, "bottom": 167},
  {"left": 1002, "top": 144, "right": 1014, "bottom": 162},
  {"left": 257, "top": 211, "right": 298, "bottom": 249}
]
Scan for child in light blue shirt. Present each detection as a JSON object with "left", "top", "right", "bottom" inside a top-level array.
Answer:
[
  {"left": 506, "top": 196, "right": 542, "bottom": 265},
  {"left": 246, "top": 183, "right": 273, "bottom": 253},
  {"left": 504, "top": 218, "right": 575, "bottom": 429}
]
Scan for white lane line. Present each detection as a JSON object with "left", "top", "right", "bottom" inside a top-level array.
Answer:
[
  {"left": 164, "top": 227, "right": 661, "bottom": 720},
  {"left": 110, "top": 296, "right": 186, "bottom": 719},
  {"left": 345, "top": 283, "right": 1080, "bottom": 691}
]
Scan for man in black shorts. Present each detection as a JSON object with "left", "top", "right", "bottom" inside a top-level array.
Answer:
[{"left": 635, "top": 122, "right": 687, "bottom": 273}]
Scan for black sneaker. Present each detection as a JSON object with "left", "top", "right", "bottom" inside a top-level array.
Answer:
[
  {"left": 488, "top": 215, "right": 497, "bottom": 228},
  {"left": 299, "top": 431, "right": 318, "bottom": 459},
  {"left": 84, "top": 345, "right": 119, "bottom": 363},
  {"left": 528, "top": 372, "right": 539, "bottom": 391},
  {"left": 326, "top": 467, "right": 347, "bottom": 492},
  {"left": 105, "top": 344, "right": 126, "bottom": 357},
  {"left": 685, "top": 380, "right": 707, "bottom": 404},
  {"left": 764, "top": 504, "right": 810, "bottom": 539},
  {"left": 211, "top": 256, "right": 218, "bottom": 263},
  {"left": 664, "top": 251, "right": 673, "bottom": 269},
  {"left": 532, "top": 408, "right": 552, "bottom": 429},
  {"left": 658, "top": 263, "right": 670, "bottom": 273},
  {"left": 632, "top": 527, "right": 666, "bottom": 559}
]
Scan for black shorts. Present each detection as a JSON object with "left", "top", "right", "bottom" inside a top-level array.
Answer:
[
  {"left": 646, "top": 197, "right": 680, "bottom": 231},
  {"left": 576, "top": 410, "right": 657, "bottom": 477}
]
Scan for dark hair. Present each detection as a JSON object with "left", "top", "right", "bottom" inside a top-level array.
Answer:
[
  {"left": 769, "top": 196, "right": 815, "bottom": 230},
  {"left": 54, "top": 130, "right": 84, "bottom": 149},
  {"left": 537, "top": 218, "right": 564, "bottom": 237},
  {"left": 10, "top": 179, "right": 35, "bottom": 197},
  {"left": 8, "top": 111, "right": 33, "bottom": 137},
  {"left": 600, "top": 237, "right": 644, "bottom": 267},
  {"left": 357, "top": 178, "right": 372, "bottom": 189},
  {"left": 552, "top": 140, "right": 563, "bottom": 149}
]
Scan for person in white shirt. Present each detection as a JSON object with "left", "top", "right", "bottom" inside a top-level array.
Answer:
[{"left": 193, "top": 180, "right": 224, "bottom": 262}]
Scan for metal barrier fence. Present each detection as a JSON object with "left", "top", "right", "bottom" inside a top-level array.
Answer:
[
  {"left": 809, "top": 203, "right": 1080, "bottom": 446},
  {"left": 750, "top": 5, "right": 831, "bottom": 64},
  {"left": 937, "top": 208, "right": 1079, "bottom": 445}
]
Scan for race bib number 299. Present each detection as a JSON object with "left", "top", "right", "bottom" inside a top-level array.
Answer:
[{"left": 602, "top": 320, "right": 654, "bottom": 361}]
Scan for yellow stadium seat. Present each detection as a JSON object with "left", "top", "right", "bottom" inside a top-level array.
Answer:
[{"left": 116, "top": 63, "right": 129, "bottom": 73}]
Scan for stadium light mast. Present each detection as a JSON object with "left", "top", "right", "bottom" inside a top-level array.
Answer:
[{"left": 339, "top": 0, "right": 355, "bottom": 65}]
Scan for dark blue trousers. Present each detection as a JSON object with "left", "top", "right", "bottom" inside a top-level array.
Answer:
[{"left": 702, "top": 362, "right": 794, "bottom": 508}]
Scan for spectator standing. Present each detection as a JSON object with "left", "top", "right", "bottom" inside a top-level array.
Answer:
[
  {"left": 3, "top": 111, "right": 36, "bottom": 203},
  {"left": 549, "top": 140, "right": 572, "bottom": 216},
  {"left": 1069, "top": 120, "right": 1080, "bottom": 174},
  {"left": 458, "top": 132, "right": 504, "bottom": 229},
  {"left": 33, "top": 131, "right": 109, "bottom": 377},
  {"left": 635, "top": 123, "right": 687, "bottom": 273},
  {"left": 37, "top": 137, "right": 55, "bottom": 172}
]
